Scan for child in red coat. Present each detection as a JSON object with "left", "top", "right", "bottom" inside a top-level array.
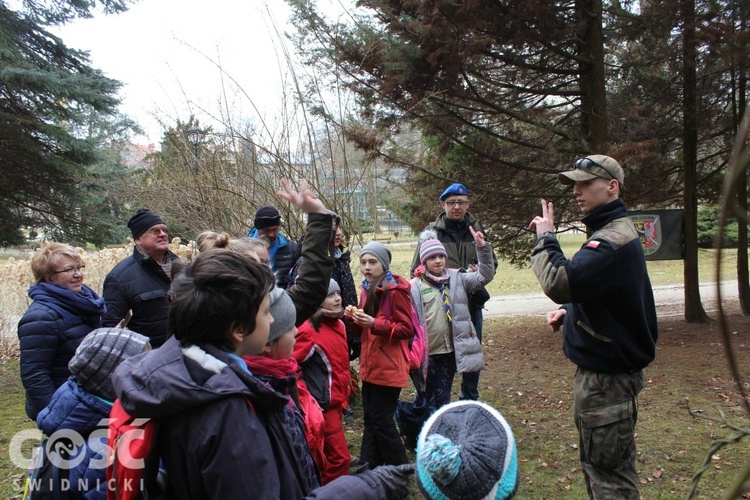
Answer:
[{"left": 295, "top": 280, "right": 352, "bottom": 484}]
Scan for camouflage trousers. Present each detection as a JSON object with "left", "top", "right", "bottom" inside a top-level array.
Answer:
[{"left": 573, "top": 367, "right": 644, "bottom": 499}]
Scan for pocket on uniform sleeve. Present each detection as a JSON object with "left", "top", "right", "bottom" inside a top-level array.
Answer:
[{"left": 579, "top": 399, "right": 634, "bottom": 471}]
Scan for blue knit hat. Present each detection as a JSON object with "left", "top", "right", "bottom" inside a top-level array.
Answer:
[{"left": 416, "top": 401, "right": 519, "bottom": 500}]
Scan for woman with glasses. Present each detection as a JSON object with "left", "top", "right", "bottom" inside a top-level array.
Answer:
[{"left": 17, "top": 243, "right": 106, "bottom": 420}]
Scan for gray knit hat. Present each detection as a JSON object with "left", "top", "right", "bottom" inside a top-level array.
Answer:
[
  {"left": 416, "top": 401, "right": 519, "bottom": 500},
  {"left": 69, "top": 328, "right": 150, "bottom": 401},
  {"left": 360, "top": 241, "right": 391, "bottom": 272},
  {"left": 328, "top": 279, "right": 340, "bottom": 295},
  {"left": 268, "top": 287, "right": 296, "bottom": 342}
]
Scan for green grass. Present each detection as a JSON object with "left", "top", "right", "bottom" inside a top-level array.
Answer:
[
  {"left": 0, "top": 361, "right": 37, "bottom": 498},
  {"left": 361, "top": 233, "right": 744, "bottom": 297}
]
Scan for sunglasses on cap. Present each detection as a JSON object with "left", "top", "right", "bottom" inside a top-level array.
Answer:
[{"left": 573, "top": 157, "right": 618, "bottom": 182}]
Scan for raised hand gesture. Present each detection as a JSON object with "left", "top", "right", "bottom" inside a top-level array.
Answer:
[
  {"left": 277, "top": 178, "right": 327, "bottom": 214},
  {"left": 528, "top": 199, "right": 555, "bottom": 238},
  {"left": 469, "top": 225, "right": 486, "bottom": 247}
]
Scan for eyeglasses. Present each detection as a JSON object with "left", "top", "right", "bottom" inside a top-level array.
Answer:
[
  {"left": 260, "top": 258, "right": 272, "bottom": 267},
  {"left": 444, "top": 200, "right": 469, "bottom": 207},
  {"left": 573, "top": 158, "right": 617, "bottom": 182},
  {"left": 146, "top": 226, "right": 168, "bottom": 236},
  {"left": 52, "top": 265, "right": 85, "bottom": 276}
]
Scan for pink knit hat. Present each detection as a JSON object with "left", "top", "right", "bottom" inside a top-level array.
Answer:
[{"left": 420, "top": 239, "right": 447, "bottom": 264}]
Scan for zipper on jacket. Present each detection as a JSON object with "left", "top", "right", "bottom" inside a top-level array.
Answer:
[{"left": 378, "top": 346, "right": 398, "bottom": 368}]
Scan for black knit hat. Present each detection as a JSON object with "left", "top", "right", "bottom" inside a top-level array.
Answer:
[
  {"left": 254, "top": 205, "right": 282, "bottom": 229},
  {"left": 127, "top": 208, "right": 165, "bottom": 239}
]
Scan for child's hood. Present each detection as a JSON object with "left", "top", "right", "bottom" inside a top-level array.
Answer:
[{"left": 112, "top": 336, "right": 286, "bottom": 419}]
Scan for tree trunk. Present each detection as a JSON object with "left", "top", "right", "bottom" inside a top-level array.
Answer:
[
  {"left": 577, "top": 0, "right": 609, "bottom": 150},
  {"left": 681, "top": 0, "right": 711, "bottom": 323},
  {"left": 735, "top": 3, "right": 750, "bottom": 314},
  {"left": 738, "top": 174, "right": 750, "bottom": 314}
]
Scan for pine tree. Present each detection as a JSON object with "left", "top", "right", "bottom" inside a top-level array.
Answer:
[{"left": 0, "top": 0, "right": 129, "bottom": 245}]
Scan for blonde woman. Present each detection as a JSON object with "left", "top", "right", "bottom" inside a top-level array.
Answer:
[{"left": 17, "top": 243, "right": 106, "bottom": 420}]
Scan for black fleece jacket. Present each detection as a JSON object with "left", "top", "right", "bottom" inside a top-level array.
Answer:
[{"left": 530, "top": 199, "right": 658, "bottom": 373}]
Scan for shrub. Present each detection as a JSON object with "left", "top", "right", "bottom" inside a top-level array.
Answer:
[
  {"left": 358, "top": 218, "right": 373, "bottom": 234},
  {"left": 697, "top": 206, "right": 739, "bottom": 248}
]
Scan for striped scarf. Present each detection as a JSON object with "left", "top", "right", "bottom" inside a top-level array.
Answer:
[{"left": 422, "top": 272, "right": 451, "bottom": 323}]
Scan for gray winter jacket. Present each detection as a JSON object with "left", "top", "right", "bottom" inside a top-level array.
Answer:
[{"left": 410, "top": 243, "right": 495, "bottom": 373}]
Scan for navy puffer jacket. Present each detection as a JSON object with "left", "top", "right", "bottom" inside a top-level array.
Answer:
[
  {"left": 36, "top": 378, "right": 112, "bottom": 499},
  {"left": 18, "top": 282, "right": 105, "bottom": 421}
]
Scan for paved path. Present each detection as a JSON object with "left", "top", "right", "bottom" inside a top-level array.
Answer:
[{"left": 484, "top": 281, "right": 740, "bottom": 318}]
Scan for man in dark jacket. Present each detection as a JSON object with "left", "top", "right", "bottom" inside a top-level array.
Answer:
[
  {"left": 528, "top": 155, "right": 658, "bottom": 499},
  {"left": 410, "top": 183, "right": 497, "bottom": 400},
  {"left": 248, "top": 205, "right": 300, "bottom": 288},
  {"left": 102, "top": 208, "right": 180, "bottom": 347}
]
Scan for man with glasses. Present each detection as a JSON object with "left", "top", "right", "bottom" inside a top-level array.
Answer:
[
  {"left": 528, "top": 155, "right": 658, "bottom": 499},
  {"left": 102, "top": 208, "right": 182, "bottom": 347},
  {"left": 410, "top": 183, "right": 497, "bottom": 401}
]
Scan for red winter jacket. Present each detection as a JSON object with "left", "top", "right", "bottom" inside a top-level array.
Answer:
[
  {"left": 295, "top": 317, "right": 351, "bottom": 408},
  {"left": 349, "top": 274, "right": 414, "bottom": 388}
]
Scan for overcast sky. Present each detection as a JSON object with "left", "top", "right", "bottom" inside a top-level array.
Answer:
[{"left": 54, "top": 0, "right": 301, "bottom": 145}]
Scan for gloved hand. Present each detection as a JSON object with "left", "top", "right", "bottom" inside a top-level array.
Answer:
[{"left": 355, "top": 463, "right": 415, "bottom": 499}]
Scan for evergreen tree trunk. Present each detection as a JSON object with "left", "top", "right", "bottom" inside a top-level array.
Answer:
[
  {"left": 577, "top": 0, "right": 609, "bottom": 149},
  {"left": 735, "top": 3, "right": 750, "bottom": 314},
  {"left": 681, "top": 0, "right": 711, "bottom": 322},
  {"left": 738, "top": 172, "right": 750, "bottom": 314}
]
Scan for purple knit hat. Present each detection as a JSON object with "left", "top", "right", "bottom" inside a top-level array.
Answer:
[{"left": 420, "top": 239, "right": 447, "bottom": 264}]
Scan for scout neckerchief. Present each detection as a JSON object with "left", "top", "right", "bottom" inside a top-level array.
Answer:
[{"left": 422, "top": 271, "right": 451, "bottom": 323}]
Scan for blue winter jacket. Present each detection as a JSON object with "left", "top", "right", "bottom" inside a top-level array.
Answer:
[
  {"left": 36, "top": 378, "right": 112, "bottom": 499},
  {"left": 248, "top": 229, "right": 300, "bottom": 288},
  {"left": 18, "top": 283, "right": 105, "bottom": 420},
  {"left": 530, "top": 199, "right": 658, "bottom": 373}
]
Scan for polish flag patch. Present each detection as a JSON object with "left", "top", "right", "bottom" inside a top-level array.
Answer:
[{"left": 586, "top": 240, "right": 601, "bottom": 249}]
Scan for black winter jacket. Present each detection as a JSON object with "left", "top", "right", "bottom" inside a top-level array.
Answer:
[
  {"left": 530, "top": 199, "right": 658, "bottom": 373},
  {"left": 102, "top": 248, "right": 179, "bottom": 346}
]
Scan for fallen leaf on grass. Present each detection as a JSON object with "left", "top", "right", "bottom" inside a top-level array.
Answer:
[{"left": 652, "top": 469, "right": 663, "bottom": 478}]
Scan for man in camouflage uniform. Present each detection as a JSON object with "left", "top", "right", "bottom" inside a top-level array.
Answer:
[{"left": 528, "top": 155, "right": 658, "bottom": 499}]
